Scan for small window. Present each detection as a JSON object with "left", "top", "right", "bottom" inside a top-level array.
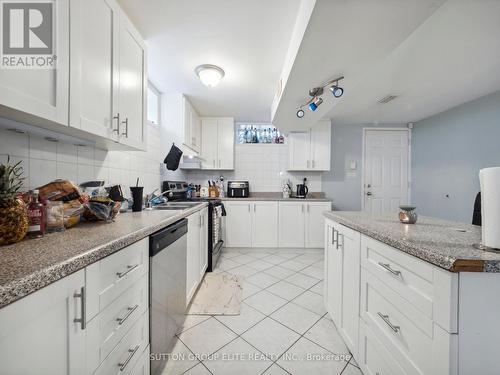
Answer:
[{"left": 147, "top": 83, "right": 161, "bottom": 125}]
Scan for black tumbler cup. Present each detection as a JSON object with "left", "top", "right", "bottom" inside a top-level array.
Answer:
[{"left": 130, "top": 186, "right": 144, "bottom": 212}]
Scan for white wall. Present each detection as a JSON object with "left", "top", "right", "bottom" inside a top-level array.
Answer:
[{"left": 185, "top": 144, "right": 322, "bottom": 192}]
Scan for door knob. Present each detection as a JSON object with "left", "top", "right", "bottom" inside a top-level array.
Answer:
[{"left": 366, "top": 192, "right": 373, "bottom": 196}]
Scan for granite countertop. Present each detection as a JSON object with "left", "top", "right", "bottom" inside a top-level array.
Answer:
[
  {"left": 324, "top": 211, "right": 500, "bottom": 273},
  {"left": 0, "top": 203, "right": 208, "bottom": 309},
  {"left": 220, "top": 192, "right": 331, "bottom": 202}
]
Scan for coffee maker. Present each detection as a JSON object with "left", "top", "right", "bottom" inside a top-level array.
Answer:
[{"left": 296, "top": 178, "right": 309, "bottom": 198}]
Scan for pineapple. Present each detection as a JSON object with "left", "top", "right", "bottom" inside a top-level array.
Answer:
[{"left": 0, "top": 157, "right": 28, "bottom": 245}]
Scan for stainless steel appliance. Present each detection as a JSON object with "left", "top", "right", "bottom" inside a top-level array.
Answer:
[
  {"left": 149, "top": 219, "right": 188, "bottom": 375},
  {"left": 227, "top": 180, "right": 249, "bottom": 198},
  {"left": 162, "top": 180, "right": 225, "bottom": 271}
]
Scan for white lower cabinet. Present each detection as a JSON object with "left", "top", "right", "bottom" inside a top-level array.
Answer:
[
  {"left": 279, "top": 201, "right": 331, "bottom": 248},
  {"left": 186, "top": 207, "right": 209, "bottom": 304},
  {"left": 0, "top": 270, "right": 86, "bottom": 375},
  {"left": 224, "top": 201, "right": 278, "bottom": 248}
]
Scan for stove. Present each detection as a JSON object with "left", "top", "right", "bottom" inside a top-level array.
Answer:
[{"left": 162, "top": 181, "right": 225, "bottom": 272}]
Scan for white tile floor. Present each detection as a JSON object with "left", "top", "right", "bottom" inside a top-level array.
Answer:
[{"left": 163, "top": 247, "right": 363, "bottom": 375}]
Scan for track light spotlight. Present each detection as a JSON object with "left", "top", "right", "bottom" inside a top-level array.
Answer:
[
  {"left": 309, "top": 97, "right": 323, "bottom": 112},
  {"left": 330, "top": 85, "right": 344, "bottom": 98},
  {"left": 296, "top": 109, "right": 305, "bottom": 118}
]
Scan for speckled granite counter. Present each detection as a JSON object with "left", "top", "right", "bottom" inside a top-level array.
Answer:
[
  {"left": 324, "top": 211, "right": 500, "bottom": 273},
  {"left": 221, "top": 192, "right": 331, "bottom": 202},
  {"left": 0, "top": 203, "right": 208, "bottom": 308}
]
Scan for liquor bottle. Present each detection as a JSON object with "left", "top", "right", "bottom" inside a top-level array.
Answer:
[{"left": 27, "top": 189, "right": 45, "bottom": 238}]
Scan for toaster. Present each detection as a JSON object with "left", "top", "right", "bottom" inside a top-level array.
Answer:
[{"left": 227, "top": 181, "right": 249, "bottom": 198}]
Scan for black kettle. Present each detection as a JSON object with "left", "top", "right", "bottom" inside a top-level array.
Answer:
[{"left": 296, "top": 178, "right": 308, "bottom": 198}]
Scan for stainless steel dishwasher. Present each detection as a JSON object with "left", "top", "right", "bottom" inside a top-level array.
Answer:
[{"left": 149, "top": 218, "right": 188, "bottom": 375}]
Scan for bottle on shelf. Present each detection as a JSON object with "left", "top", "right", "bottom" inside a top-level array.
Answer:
[{"left": 27, "top": 189, "right": 45, "bottom": 238}]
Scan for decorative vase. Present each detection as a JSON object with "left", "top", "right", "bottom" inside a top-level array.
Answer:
[
  {"left": 399, "top": 205, "right": 418, "bottom": 224},
  {"left": 0, "top": 198, "right": 29, "bottom": 245}
]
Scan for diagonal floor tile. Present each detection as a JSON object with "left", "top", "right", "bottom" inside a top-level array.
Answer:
[
  {"left": 267, "top": 280, "right": 306, "bottom": 301},
  {"left": 177, "top": 314, "right": 212, "bottom": 334},
  {"left": 247, "top": 259, "right": 275, "bottom": 271},
  {"left": 262, "top": 364, "right": 291, "bottom": 375},
  {"left": 159, "top": 337, "right": 200, "bottom": 375},
  {"left": 244, "top": 290, "right": 288, "bottom": 315},
  {"left": 246, "top": 272, "right": 280, "bottom": 289},
  {"left": 182, "top": 363, "right": 212, "bottom": 375},
  {"left": 299, "top": 265, "right": 324, "bottom": 280},
  {"left": 228, "top": 264, "right": 260, "bottom": 278},
  {"left": 280, "top": 259, "right": 308, "bottom": 272},
  {"left": 271, "top": 302, "right": 321, "bottom": 334},
  {"left": 241, "top": 318, "right": 300, "bottom": 359},
  {"left": 217, "top": 258, "right": 241, "bottom": 271},
  {"left": 178, "top": 317, "right": 237, "bottom": 356},
  {"left": 309, "top": 280, "right": 324, "bottom": 296},
  {"left": 262, "top": 254, "right": 288, "bottom": 265},
  {"left": 263, "top": 265, "right": 296, "bottom": 280},
  {"left": 204, "top": 337, "right": 272, "bottom": 375},
  {"left": 231, "top": 254, "right": 257, "bottom": 265},
  {"left": 293, "top": 290, "right": 327, "bottom": 316},
  {"left": 285, "top": 273, "right": 321, "bottom": 289},
  {"left": 277, "top": 337, "right": 348, "bottom": 375},
  {"left": 304, "top": 317, "right": 349, "bottom": 355},
  {"left": 215, "top": 302, "right": 266, "bottom": 335},
  {"left": 241, "top": 281, "right": 262, "bottom": 300},
  {"left": 341, "top": 363, "right": 363, "bottom": 374}
]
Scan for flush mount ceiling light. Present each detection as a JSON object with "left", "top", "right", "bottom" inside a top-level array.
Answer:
[
  {"left": 296, "top": 75, "right": 344, "bottom": 118},
  {"left": 195, "top": 64, "right": 225, "bottom": 87}
]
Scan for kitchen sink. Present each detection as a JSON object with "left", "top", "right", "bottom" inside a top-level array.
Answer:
[{"left": 152, "top": 201, "right": 202, "bottom": 210}]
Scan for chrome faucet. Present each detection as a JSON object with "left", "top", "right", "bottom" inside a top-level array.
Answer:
[{"left": 145, "top": 189, "right": 173, "bottom": 209}]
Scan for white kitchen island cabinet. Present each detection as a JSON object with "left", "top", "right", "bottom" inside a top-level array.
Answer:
[
  {"left": 0, "top": 270, "right": 86, "bottom": 375},
  {"left": 325, "top": 214, "right": 500, "bottom": 375}
]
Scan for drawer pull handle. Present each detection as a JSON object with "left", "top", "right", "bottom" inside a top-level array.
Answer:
[
  {"left": 116, "top": 304, "right": 139, "bottom": 325},
  {"left": 336, "top": 233, "right": 343, "bottom": 250},
  {"left": 378, "top": 262, "right": 401, "bottom": 276},
  {"left": 118, "top": 344, "right": 140, "bottom": 371},
  {"left": 331, "top": 228, "right": 337, "bottom": 245},
  {"left": 73, "top": 286, "right": 86, "bottom": 330},
  {"left": 116, "top": 264, "right": 139, "bottom": 278},
  {"left": 377, "top": 312, "right": 400, "bottom": 333}
]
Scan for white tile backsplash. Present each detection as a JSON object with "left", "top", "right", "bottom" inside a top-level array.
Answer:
[{"left": 186, "top": 144, "right": 322, "bottom": 192}]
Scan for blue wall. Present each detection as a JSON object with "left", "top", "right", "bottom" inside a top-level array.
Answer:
[{"left": 412, "top": 91, "right": 500, "bottom": 223}]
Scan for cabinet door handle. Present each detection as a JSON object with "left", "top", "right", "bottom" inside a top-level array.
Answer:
[
  {"left": 248, "top": 204, "right": 251, "bottom": 212},
  {"left": 213, "top": 159, "right": 216, "bottom": 167},
  {"left": 306, "top": 160, "right": 310, "bottom": 169},
  {"left": 331, "top": 228, "right": 337, "bottom": 245},
  {"left": 121, "top": 118, "right": 129, "bottom": 137},
  {"left": 192, "top": 137, "right": 196, "bottom": 146},
  {"left": 118, "top": 345, "right": 140, "bottom": 371},
  {"left": 116, "top": 264, "right": 139, "bottom": 278},
  {"left": 312, "top": 160, "right": 315, "bottom": 168},
  {"left": 112, "top": 113, "right": 120, "bottom": 133},
  {"left": 336, "top": 233, "right": 343, "bottom": 250},
  {"left": 73, "top": 286, "right": 86, "bottom": 330},
  {"left": 307, "top": 204, "right": 310, "bottom": 213},
  {"left": 378, "top": 262, "right": 401, "bottom": 276},
  {"left": 301, "top": 205, "right": 304, "bottom": 213},
  {"left": 377, "top": 312, "right": 400, "bottom": 333},
  {"left": 218, "top": 159, "right": 221, "bottom": 168},
  {"left": 253, "top": 204, "right": 256, "bottom": 212},
  {"left": 116, "top": 304, "right": 139, "bottom": 325}
]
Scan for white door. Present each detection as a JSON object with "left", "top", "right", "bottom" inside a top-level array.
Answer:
[
  {"left": 70, "top": 0, "right": 119, "bottom": 139},
  {"left": 325, "top": 222, "right": 342, "bottom": 324},
  {"left": 363, "top": 129, "right": 409, "bottom": 214},
  {"left": 310, "top": 120, "right": 331, "bottom": 171},
  {"left": 305, "top": 202, "right": 331, "bottom": 248},
  {"left": 199, "top": 208, "right": 208, "bottom": 278},
  {"left": 187, "top": 212, "right": 200, "bottom": 303},
  {"left": 0, "top": 270, "right": 86, "bottom": 375},
  {"left": 118, "top": 14, "right": 146, "bottom": 149},
  {"left": 279, "top": 202, "right": 305, "bottom": 247},
  {"left": 252, "top": 202, "right": 279, "bottom": 247},
  {"left": 217, "top": 118, "right": 235, "bottom": 170},
  {"left": 225, "top": 202, "right": 252, "bottom": 247},
  {"left": 288, "top": 132, "right": 311, "bottom": 170},
  {"left": 0, "top": 0, "right": 69, "bottom": 125},
  {"left": 201, "top": 119, "right": 218, "bottom": 169},
  {"left": 338, "top": 225, "right": 361, "bottom": 357}
]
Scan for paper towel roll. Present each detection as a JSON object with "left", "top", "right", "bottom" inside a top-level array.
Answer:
[{"left": 480, "top": 167, "right": 500, "bottom": 248}]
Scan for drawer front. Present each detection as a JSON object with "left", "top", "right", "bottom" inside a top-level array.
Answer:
[
  {"left": 358, "top": 321, "right": 406, "bottom": 375},
  {"left": 129, "top": 345, "right": 150, "bottom": 375},
  {"left": 86, "top": 273, "right": 149, "bottom": 374},
  {"left": 94, "top": 310, "right": 149, "bottom": 375},
  {"left": 361, "top": 269, "right": 452, "bottom": 375},
  {"left": 87, "top": 238, "right": 149, "bottom": 318},
  {"left": 361, "top": 235, "right": 434, "bottom": 318}
]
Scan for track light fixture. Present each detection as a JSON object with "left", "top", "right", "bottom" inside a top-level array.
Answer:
[{"left": 295, "top": 75, "right": 344, "bottom": 119}]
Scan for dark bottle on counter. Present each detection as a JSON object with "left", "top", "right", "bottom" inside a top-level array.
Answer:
[{"left": 27, "top": 189, "right": 45, "bottom": 238}]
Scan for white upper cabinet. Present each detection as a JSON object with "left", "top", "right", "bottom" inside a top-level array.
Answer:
[
  {"left": 288, "top": 119, "right": 331, "bottom": 171},
  {"left": 183, "top": 98, "right": 201, "bottom": 153},
  {"left": 70, "top": 0, "right": 119, "bottom": 140},
  {"left": 200, "top": 117, "right": 234, "bottom": 170},
  {"left": 116, "top": 11, "right": 147, "bottom": 150},
  {"left": 0, "top": 0, "right": 69, "bottom": 126},
  {"left": 165, "top": 94, "right": 201, "bottom": 154}
]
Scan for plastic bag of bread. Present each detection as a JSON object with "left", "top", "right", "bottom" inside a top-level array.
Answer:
[
  {"left": 37, "top": 179, "right": 86, "bottom": 228},
  {"left": 83, "top": 197, "right": 121, "bottom": 222}
]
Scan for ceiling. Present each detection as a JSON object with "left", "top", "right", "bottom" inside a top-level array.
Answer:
[
  {"left": 272, "top": 0, "right": 500, "bottom": 130},
  {"left": 118, "top": 0, "right": 301, "bottom": 122}
]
